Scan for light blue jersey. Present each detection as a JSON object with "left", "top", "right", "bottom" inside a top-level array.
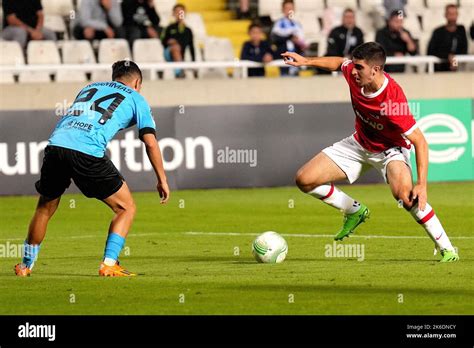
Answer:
[{"left": 49, "top": 81, "right": 156, "bottom": 158}]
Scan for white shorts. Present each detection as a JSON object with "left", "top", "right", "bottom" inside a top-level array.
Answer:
[{"left": 322, "top": 134, "right": 412, "bottom": 184}]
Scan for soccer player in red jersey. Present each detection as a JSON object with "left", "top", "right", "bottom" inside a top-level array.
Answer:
[{"left": 282, "top": 42, "right": 459, "bottom": 262}]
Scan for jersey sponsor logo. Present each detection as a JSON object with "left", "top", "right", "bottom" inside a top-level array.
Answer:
[
  {"left": 354, "top": 108, "right": 384, "bottom": 130},
  {"left": 65, "top": 120, "right": 93, "bottom": 132}
]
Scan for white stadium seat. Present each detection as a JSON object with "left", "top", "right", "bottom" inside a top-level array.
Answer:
[
  {"left": 202, "top": 37, "right": 234, "bottom": 78},
  {"left": 426, "top": 0, "right": 456, "bottom": 9},
  {"left": 97, "top": 39, "right": 131, "bottom": 63},
  {"left": 42, "top": 0, "right": 74, "bottom": 17},
  {"left": 294, "top": 0, "right": 325, "bottom": 13},
  {"left": 27, "top": 41, "right": 61, "bottom": 65},
  {"left": 22, "top": 41, "right": 60, "bottom": 83},
  {"left": 185, "top": 13, "right": 207, "bottom": 43},
  {"left": 326, "top": 0, "right": 358, "bottom": 9},
  {"left": 258, "top": 0, "right": 281, "bottom": 17},
  {"left": 132, "top": 38, "right": 174, "bottom": 80},
  {"left": 403, "top": 13, "right": 422, "bottom": 39},
  {"left": 62, "top": 40, "right": 96, "bottom": 64},
  {"left": 359, "top": 0, "right": 383, "bottom": 11},
  {"left": 0, "top": 41, "right": 25, "bottom": 66},
  {"left": 44, "top": 15, "right": 68, "bottom": 39},
  {"left": 154, "top": 0, "right": 177, "bottom": 17},
  {"left": 294, "top": 12, "right": 321, "bottom": 44},
  {"left": 421, "top": 8, "right": 446, "bottom": 33}
]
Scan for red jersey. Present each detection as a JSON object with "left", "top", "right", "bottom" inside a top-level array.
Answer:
[{"left": 341, "top": 59, "right": 417, "bottom": 152}]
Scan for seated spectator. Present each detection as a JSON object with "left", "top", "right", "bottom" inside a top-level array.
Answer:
[
  {"left": 271, "top": 0, "right": 307, "bottom": 76},
  {"left": 326, "top": 8, "right": 364, "bottom": 58},
  {"left": 73, "top": 0, "right": 124, "bottom": 41},
  {"left": 428, "top": 4, "right": 468, "bottom": 72},
  {"left": 240, "top": 23, "right": 274, "bottom": 77},
  {"left": 237, "top": 0, "right": 251, "bottom": 19},
  {"left": 1, "top": 0, "right": 56, "bottom": 50},
  {"left": 375, "top": 10, "right": 417, "bottom": 73},
  {"left": 122, "top": 0, "right": 161, "bottom": 48},
  {"left": 161, "top": 4, "right": 195, "bottom": 78},
  {"left": 383, "top": 0, "right": 407, "bottom": 19}
]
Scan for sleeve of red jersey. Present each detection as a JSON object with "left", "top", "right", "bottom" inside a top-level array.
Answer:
[
  {"left": 340, "top": 59, "right": 353, "bottom": 82},
  {"left": 386, "top": 87, "right": 418, "bottom": 137}
]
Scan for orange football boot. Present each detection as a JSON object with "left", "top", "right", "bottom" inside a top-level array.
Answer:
[
  {"left": 99, "top": 262, "right": 136, "bottom": 277},
  {"left": 14, "top": 263, "right": 32, "bottom": 277}
]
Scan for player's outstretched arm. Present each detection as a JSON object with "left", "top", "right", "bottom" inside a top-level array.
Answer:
[
  {"left": 281, "top": 52, "right": 345, "bottom": 71},
  {"left": 406, "top": 128, "right": 428, "bottom": 211},
  {"left": 142, "top": 133, "right": 170, "bottom": 204}
]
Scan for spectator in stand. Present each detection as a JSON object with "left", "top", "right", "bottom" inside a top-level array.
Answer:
[
  {"left": 271, "top": 0, "right": 307, "bottom": 76},
  {"left": 428, "top": 4, "right": 468, "bottom": 72},
  {"left": 240, "top": 23, "right": 274, "bottom": 77},
  {"left": 122, "top": 0, "right": 161, "bottom": 48},
  {"left": 161, "top": 3, "right": 195, "bottom": 78},
  {"left": 326, "top": 8, "right": 364, "bottom": 58},
  {"left": 376, "top": 10, "right": 417, "bottom": 73},
  {"left": 1, "top": 0, "right": 56, "bottom": 50},
  {"left": 73, "top": 0, "right": 124, "bottom": 41},
  {"left": 237, "top": 0, "right": 251, "bottom": 19},
  {"left": 383, "top": 0, "right": 407, "bottom": 19}
]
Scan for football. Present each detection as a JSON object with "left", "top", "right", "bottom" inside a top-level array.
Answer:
[{"left": 252, "top": 231, "right": 288, "bottom": 263}]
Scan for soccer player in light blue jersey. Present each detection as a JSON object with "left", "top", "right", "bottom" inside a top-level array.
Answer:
[{"left": 15, "top": 60, "right": 170, "bottom": 277}]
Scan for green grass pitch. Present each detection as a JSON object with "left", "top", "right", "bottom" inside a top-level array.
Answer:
[{"left": 0, "top": 182, "right": 472, "bottom": 315}]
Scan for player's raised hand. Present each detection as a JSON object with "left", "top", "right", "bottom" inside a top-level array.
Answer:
[
  {"left": 281, "top": 52, "right": 308, "bottom": 67},
  {"left": 411, "top": 183, "right": 427, "bottom": 211},
  {"left": 157, "top": 181, "right": 170, "bottom": 204}
]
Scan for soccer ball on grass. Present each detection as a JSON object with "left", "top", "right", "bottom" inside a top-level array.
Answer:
[{"left": 252, "top": 231, "right": 288, "bottom": 263}]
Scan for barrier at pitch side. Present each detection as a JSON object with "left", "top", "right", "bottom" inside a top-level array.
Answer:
[{"left": 0, "top": 99, "right": 472, "bottom": 195}]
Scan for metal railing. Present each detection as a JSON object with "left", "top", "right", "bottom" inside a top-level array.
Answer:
[{"left": 0, "top": 55, "right": 473, "bottom": 79}]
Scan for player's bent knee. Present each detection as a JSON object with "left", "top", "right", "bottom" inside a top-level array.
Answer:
[{"left": 295, "top": 170, "right": 319, "bottom": 193}]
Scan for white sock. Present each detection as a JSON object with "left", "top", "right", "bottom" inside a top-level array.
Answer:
[
  {"left": 308, "top": 184, "right": 361, "bottom": 214},
  {"left": 103, "top": 257, "right": 117, "bottom": 266},
  {"left": 410, "top": 202, "right": 454, "bottom": 251}
]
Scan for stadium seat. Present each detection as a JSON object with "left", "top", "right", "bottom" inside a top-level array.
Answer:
[
  {"left": 62, "top": 40, "right": 96, "bottom": 64},
  {"left": 42, "top": 0, "right": 74, "bottom": 17},
  {"left": 0, "top": 41, "right": 25, "bottom": 66},
  {"left": 326, "top": 0, "right": 358, "bottom": 9},
  {"left": 421, "top": 8, "right": 446, "bottom": 33},
  {"left": 97, "top": 39, "right": 132, "bottom": 63},
  {"left": 403, "top": 13, "right": 422, "bottom": 39},
  {"left": 154, "top": 0, "right": 177, "bottom": 17},
  {"left": 202, "top": 37, "right": 234, "bottom": 78},
  {"left": 184, "top": 42, "right": 204, "bottom": 79},
  {"left": 293, "top": 0, "right": 325, "bottom": 13},
  {"left": 22, "top": 41, "right": 60, "bottom": 83},
  {"left": 44, "top": 15, "right": 68, "bottom": 39},
  {"left": 355, "top": 11, "right": 374, "bottom": 35},
  {"left": 358, "top": 0, "right": 383, "bottom": 12},
  {"left": 55, "top": 70, "right": 88, "bottom": 82},
  {"left": 425, "top": 0, "right": 455, "bottom": 9},
  {"left": 258, "top": 0, "right": 281, "bottom": 17},
  {"left": 405, "top": 0, "right": 426, "bottom": 15},
  {"left": 27, "top": 41, "right": 61, "bottom": 65},
  {"left": 294, "top": 12, "right": 321, "bottom": 44},
  {"left": 132, "top": 38, "right": 174, "bottom": 80},
  {"left": 186, "top": 13, "right": 208, "bottom": 43}
]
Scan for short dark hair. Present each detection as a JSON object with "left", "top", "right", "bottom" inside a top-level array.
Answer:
[
  {"left": 173, "top": 3, "right": 185, "bottom": 11},
  {"left": 112, "top": 60, "right": 142, "bottom": 82},
  {"left": 343, "top": 8, "right": 354, "bottom": 15},
  {"left": 248, "top": 23, "right": 262, "bottom": 32},
  {"left": 445, "top": 3, "right": 458, "bottom": 11},
  {"left": 352, "top": 42, "right": 386, "bottom": 67},
  {"left": 282, "top": 0, "right": 294, "bottom": 7}
]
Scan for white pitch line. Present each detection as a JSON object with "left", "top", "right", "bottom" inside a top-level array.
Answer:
[
  {"left": 184, "top": 231, "right": 474, "bottom": 240},
  {"left": 0, "top": 231, "right": 472, "bottom": 242}
]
